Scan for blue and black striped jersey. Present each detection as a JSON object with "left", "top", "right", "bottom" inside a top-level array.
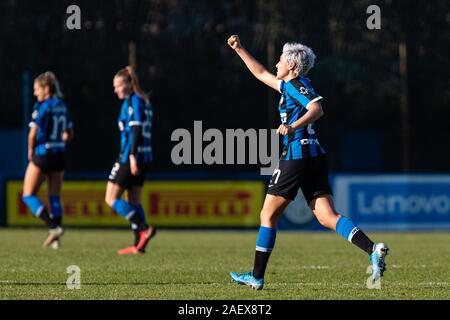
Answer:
[
  {"left": 118, "top": 93, "right": 153, "bottom": 165},
  {"left": 278, "top": 77, "right": 326, "bottom": 160},
  {"left": 29, "top": 96, "right": 73, "bottom": 156}
]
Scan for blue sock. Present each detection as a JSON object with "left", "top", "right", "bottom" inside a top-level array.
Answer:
[
  {"left": 135, "top": 204, "right": 148, "bottom": 225},
  {"left": 48, "top": 196, "right": 62, "bottom": 218},
  {"left": 336, "top": 216, "right": 360, "bottom": 242},
  {"left": 253, "top": 226, "right": 277, "bottom": 279},
  {"left": 112, "top": 199, "right": 136, "bottom": 220},
  {"left": 22, "top": 195, "right": 45, "bottom": 217},
  {"left": 336, "top": 216, "right": 375, "bottom": 254},
  {"left": 256, "top": 226, "right": 277, "bottom": 253}
]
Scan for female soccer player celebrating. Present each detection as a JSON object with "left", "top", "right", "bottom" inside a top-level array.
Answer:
[
  {"left": 105, "top": 66, "right": 156, "bottom": 255},
  {"left": 22, "top": 72, "right": 74, "bottom": 249},
  {"left": 227, "top": 35, "right": 388, "bottom": 290}
]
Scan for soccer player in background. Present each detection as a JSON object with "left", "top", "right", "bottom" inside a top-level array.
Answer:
[
  {"left": 22, "top": 72, "right": 74, "bottom": 249},
  {"left": 227, "top": 35, "right": 389, "bottom": 290},
  {"left": 105, "top": 66, "right": 156, "bottom": 255}
]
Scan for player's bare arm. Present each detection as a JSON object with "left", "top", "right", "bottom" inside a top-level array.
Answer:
[
  {"left": 277, "top": 102, "right": 324, "bottom": 136},
  {"left": 227, "top": 35, "right": 279, "bottom": 91},
  {"left": 129, "top": 154, "right": 140, "bottom": 176},
  {"left": 63, "top": 127, "right": 74, "bottom": 143}
]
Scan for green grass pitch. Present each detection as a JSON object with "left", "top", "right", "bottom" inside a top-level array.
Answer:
[{"left": 0, "top": 229, "right": 449, "bottom": 300}]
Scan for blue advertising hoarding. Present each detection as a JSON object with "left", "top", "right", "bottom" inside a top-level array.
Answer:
[
  {"left": 278, "top": 175, "right": 450, "bottom": 231},
  {"left": 334, "top": 175, "right": 450, "bottom": 231}
]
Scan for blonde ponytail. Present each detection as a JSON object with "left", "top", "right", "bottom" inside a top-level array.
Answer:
[{"left": 35, "top": 71, "right": 64, "bottom": 98}]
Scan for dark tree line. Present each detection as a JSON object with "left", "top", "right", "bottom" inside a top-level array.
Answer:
[{"left": 0, "top": 0, "right": 449, "bottom": 173}]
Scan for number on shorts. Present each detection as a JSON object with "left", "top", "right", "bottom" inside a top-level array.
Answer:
[
  {"left": 109, "top": 162, "right": 120, "bottom": 180},
  {"left": 272, "top": 169, "right": 281, "bottom": 185}
]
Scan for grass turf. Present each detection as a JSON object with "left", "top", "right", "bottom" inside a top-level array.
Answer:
[{"left": 0, "top": 229, "right": 449, "bottom": 300}]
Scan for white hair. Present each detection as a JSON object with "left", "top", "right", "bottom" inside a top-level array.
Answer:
[{"left": 282, "top": 43, "right": 316, "bottom": 77}]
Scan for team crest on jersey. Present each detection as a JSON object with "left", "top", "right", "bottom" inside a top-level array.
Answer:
[
  {"left": 128, "top": 106, "right": 134, "bottom": 116},
  {"left": 32, "top": 110, "right": 39, "bottom": 120},
  {"left": 300, "top": 87, "right": 309, "bottom": 95}
]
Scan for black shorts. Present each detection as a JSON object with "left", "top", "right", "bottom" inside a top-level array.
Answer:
[
  {"left": 267, "top": 155, "right": 333, "bottom": 204},
  {"left": 108, "top": 160, "right": 148, "bottom": 189},
  {"left": 33, "top": 153, "right": 66, "bottom": 174}
]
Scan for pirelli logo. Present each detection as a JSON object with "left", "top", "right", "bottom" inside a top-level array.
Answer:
[
  {"left": 6, "top": 181, "right": 264, "bottom": 227},
  {"left": 149, "top": 191, "right": 252, "bottom": 217}
]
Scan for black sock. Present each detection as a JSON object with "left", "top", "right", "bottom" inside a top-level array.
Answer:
[
  {"left": 52, "top": 216, "right": 63, "bottom": 228},
  {"left": 352, "top": 230, "right": 375, "bottom": 254},
  {"left": 253, "top": 251, "right": 271, "bottom": 279},
  {"left": 133, "top": 230, "right": 140, "bottom": 246},
  {"left": 129, "top": 212, "right": 146, "bottom": 230},
  {"left": 130, "top": 213, "right": 148, "bottom": 247},
  {"left": 39, "top": 208, "right": 57, "bottom": 229}
]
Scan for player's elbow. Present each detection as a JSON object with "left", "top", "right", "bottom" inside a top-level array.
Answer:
[
  {"left": 64, "top": 128, "right": 74, "bottom": 143},
  {"left": 317, "top": 107, "right": 324, "bottom": 119},
  {"left": 311, "top": 103, "right": 324, "bottom": 120},
  {"left": 28, "top": 127, "right": 37, "bottom": 139},
  {"left": 63, "top": 132, "right": 71, "bottom": 143}
]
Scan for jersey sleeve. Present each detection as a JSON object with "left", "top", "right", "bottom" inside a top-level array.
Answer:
[
  {"left": 29, "top": 102, "right": 48, "bottom": 129},
  {"left": 129, "top": 95, "right": 144, "bottom": 127},
  {"left": 285, "top": 80, "right": 323, "bottom": 110},
  {"left": 278, "top": 80, "right": 285, "bottom": 94},
  {"left": 118, "top": 104, "right": 127, "bottom": 132}
]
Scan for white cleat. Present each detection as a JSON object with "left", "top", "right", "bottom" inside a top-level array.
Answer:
[
  {"left": 43, "top": 227, "right": 64, "bottom": 248},
  {"left": 50, "top": 239, "right": 60, "bottom": 250},
  {"left": 369, "top": 243, "right": 389, "bottom": 283}
]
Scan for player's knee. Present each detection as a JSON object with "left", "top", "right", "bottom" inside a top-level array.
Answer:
[
  {"left": 315, "top": 213, "right": 333, "bottom": 229},
  {"left": 105, "top": 194, "right": 115, "bottom": 207},
  {"left": 260, "top": 209, "right": 277, "bottom": 227},
  {"left": 317, "top": 211, "right": 340, "bottom": 230}
]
